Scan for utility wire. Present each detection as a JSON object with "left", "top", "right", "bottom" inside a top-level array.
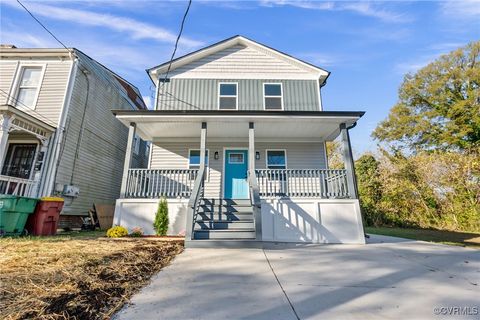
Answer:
[
  {"left": 156, "top": 0, "right": 193, "bottom": 107},
  {"left": 16, "top": 0, "right": 70, "bottom": 51},
  {"left": 161, "top": 0, "right": 192, "bottom": 84}
]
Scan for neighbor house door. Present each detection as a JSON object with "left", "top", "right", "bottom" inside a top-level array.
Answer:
[
  {"left": 1, "top": 143, "right": 37, "bottom": 179},
  {"left": 224, "top": 149, "right": 249, "bottom": 199}
]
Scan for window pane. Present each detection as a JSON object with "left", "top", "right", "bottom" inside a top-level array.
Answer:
[
  {"left": 267, "top": 151, "right": 286, "bottom": 167},
  {"left": 220, "top": 83, "right": 237, "bottom": 96},
  {"left": 21, "top": 68, "right": 42, "bottom": 87},
  {"left": 17, "top": 88, "right": 37, "bottom": 107},
  {"left": 265, "top": 97, "right": 282, "bottom": 110},
  {"left": 229, "top": 153, "right": 244, "bottom": 164},
  {"left": 219, "top": 97, "right": 237, "bottom": 109},
  {"left": 189, "top": 150, "right": 208, "bottom": 165},
  {"left": 264, "top": 84, "right": 281, "bottom": 96}
]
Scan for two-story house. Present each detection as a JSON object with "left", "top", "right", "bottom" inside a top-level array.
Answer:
[
  {"left": 0, "top": 45, "right": 148, "bottom": 228},
  {"left": 113, "top": 35, "right": 365, "bottom": 247}
]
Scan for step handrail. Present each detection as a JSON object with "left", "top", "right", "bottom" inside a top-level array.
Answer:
[
  {"left": 186, "top": 164, "right": 205, "bottom": 241},
  {"left": 248, "top": 170, "right": 262, "bottom": 241}
]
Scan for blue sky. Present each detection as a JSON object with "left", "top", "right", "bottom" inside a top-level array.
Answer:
[{"left": 1, "top": 0, "right": 479, "bottom": 155}]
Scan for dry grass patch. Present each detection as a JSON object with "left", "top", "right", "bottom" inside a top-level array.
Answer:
[{"left": 0, "top": 236, "right": 183, "bottom": 319}]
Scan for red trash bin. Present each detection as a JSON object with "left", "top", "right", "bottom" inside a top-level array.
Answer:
[{"left": 26, "top": 197, "right": 64, "bottom": 236}]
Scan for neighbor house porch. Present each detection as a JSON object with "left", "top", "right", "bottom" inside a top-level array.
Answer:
[
  {"left": 0, "top": 105, "right": 55, "bottom": 198},
  {"left": 113, "top": 110, "right": 365, "bottom": 246}
]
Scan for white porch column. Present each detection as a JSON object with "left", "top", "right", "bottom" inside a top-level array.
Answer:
[
  {"left": 340, "top": 123, "right": 358, "bottom": 199},
  {"left": 120, "top": 122, "right": 136, "bottom": 198},
  {"left": 0, "top": 114, "right": 12, "bottom": 169},
  {"left": 199, "top": 122, "right": 207, "bottom": 174},
  {"left": 248, "top": 122, "right": 255, "bottom": 174}
]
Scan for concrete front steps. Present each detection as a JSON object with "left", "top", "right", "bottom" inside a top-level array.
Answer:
[{"left": 191, "top": 198, "right": 257, "bottom": 244}]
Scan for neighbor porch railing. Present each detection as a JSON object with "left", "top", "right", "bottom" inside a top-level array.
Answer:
[
  {"left": 125, "top": 169, "right": 198, "bottom": 198},
  {"left": 255, "top": 169, "right": 349, "bottom": 198},
  {"left": 0, "top": 175, "right": 37, "bottom": 197}
]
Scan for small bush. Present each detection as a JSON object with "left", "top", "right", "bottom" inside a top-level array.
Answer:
[
  {"left": 106, "top": 226, "right": 128, "bottom": 238},
  {"left": 153, "top": 197, "right": 169, "bottom": 236},
  {"left": 130, "top": 227, "right": 143, "bottom": 237}
]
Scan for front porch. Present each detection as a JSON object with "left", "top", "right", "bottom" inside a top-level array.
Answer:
[
  {"left": 0, "top": 105, "right": 55, "bottom": 197},
  {"left": 112, "top": 110, "right": 365, "bottom": 246}
]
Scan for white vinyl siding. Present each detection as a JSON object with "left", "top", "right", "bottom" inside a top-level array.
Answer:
[
  {"left": 0, "top": 61, "right": 17, "bottom": 105},
  {"left": 150, "top": 141, "right": 326, "bottom": 198},
  {"left": 0, "top": 59, "right": 72, "bottom": 125},
  {"left": 163, "top": 45, "right": 314, "bottom": 79},
  {"left": 55, "top": 62, "right": 147, "bottom": 215}
]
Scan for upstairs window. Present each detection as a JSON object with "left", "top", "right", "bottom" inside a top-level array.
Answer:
[
  {"left": 266, "top": 150, "right": 286, "bottom": 169},
  {"left": 16, "top": 66, "right": 43, "bottom": 108},
  {"left": 218, "top": 83, "right": 237, "bottom": 110},
  {"left": 263, "top": 83, "right": 283, "bottom": 110}
]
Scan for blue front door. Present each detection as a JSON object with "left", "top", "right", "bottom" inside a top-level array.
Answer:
[{"left": 224, "top": 150, "right": 249, "bottom": 199}]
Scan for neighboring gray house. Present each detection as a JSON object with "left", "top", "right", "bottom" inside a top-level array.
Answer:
[
  {"left": 0, "top": 46, "right": 148, "bottom": 228},
  {"left": 113, "top": 35, "right": 365, "bottom": 247}
]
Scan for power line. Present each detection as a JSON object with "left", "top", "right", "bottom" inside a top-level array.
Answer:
[
  {"left": 162, "top": 0, "right": 192, "bottom": 84},
  {"left": 16, "top": 0, "right": 69, "bottom": 51},
  {"left": 156, "top": 0, "right": 193, "bottom": 105}
]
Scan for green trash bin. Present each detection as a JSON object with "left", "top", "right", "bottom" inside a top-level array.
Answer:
[{"left": 0, "top": 195, "right": 39, "bottom": 236}]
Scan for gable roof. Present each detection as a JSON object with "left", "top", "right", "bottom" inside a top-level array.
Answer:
[{"left": 147, "top": 35, "right": 330, "bottom": 85}]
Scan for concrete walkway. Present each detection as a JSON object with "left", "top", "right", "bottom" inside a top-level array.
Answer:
[{"left": 115, "top": 236, "right": 479, "bottom": 320}]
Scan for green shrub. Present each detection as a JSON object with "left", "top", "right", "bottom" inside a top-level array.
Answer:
[
  {"left": 106, "top": 226, "right": 128, "bottom": 238},
  {"left": 153, "top": 197, "right": 169, "bottom": 236}
]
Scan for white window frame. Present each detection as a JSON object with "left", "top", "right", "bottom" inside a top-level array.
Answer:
[
  {"left": 263, "top": 83, "right": 284, "bottom": 111},
  {"left": 10, "top": 63, "right": 46, "bottom": 110},
  {"left": 188, "top": 148, "right": 210, "bottom": 169},
  {"left": 265, "top": 149, "right": 287, "bottom": 169},
  {"left": 218, "top": 82, "right": 238, "bottom": 110},
  {"left": 228, "top": 152, "right": 245, "bottom": 164}
]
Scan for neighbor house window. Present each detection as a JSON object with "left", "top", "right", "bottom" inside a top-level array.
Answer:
[
  {"left": 133, "top": 135, "right": 140, "bottom": 155},
  {"left": 218, "top": 83, "right": 237, "bottom": 110},
  {"left": 263, "top": 83, "right": 283, "bottom": 110},
  {"left": 15, "top": 66, "right": 43, "bottom": 109},
  {"left": 188, "top": 149, "right": 209, "bottom": 169},
  {"left": 266, "top": 150, "right": 286, "bottom": 169},
  {"left": 144, "top": 142, "right": 150, "bottom": 158}
]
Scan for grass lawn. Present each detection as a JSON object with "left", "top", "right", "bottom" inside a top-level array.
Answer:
[
  {"left": 0, "top": 231, "right": 183, "bottom": 320},
  {"left": 365, "top": 226, "right": 480, "bottom": 249}
]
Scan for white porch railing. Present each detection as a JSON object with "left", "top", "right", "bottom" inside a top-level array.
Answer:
[
  {"left": 125, "top": 169, "right": 198, "bottom": 198},
  {"left": 255, "top": 169, "right": 350, "bottom": 198},
  {"left": 0, "top": 175, "right": 37, "bottom": 197}
]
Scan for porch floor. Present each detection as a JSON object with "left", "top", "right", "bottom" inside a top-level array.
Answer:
[{"left": 114, "top": 235, "right": 479, "bottom": 320}]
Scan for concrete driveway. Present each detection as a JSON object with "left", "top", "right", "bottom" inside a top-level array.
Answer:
[{"left": 115, "top": 236, "right": 479, "bottom": 320}]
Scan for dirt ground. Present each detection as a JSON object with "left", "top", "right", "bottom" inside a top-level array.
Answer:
[{"left": 0, "top": 234, "right": 183, "bottom": 320}]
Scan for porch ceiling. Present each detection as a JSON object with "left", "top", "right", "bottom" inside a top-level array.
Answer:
[{"left": 112, "top": 110, "right": 364, "bottom": 141}]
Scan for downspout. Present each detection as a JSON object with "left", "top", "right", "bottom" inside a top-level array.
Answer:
[{"left": 42, "top": 54, "right": 78, "bottom": 196}]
